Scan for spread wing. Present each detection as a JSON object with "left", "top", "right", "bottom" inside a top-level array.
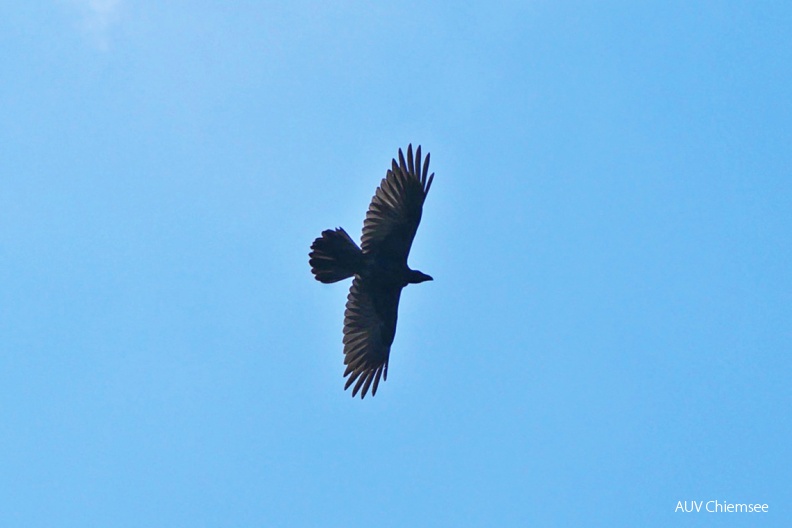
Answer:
[
  {"left": 342, "top": 276, "right": 403, "bottom": 398},
  {"left": 361, "top": 144, "right": 434, "bottom": 261}
]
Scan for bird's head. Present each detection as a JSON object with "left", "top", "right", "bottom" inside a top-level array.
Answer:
[{"left": 406, "top": 269, "right": 433, "bottom": 284}]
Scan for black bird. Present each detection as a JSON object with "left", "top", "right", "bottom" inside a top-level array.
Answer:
[{"left": 309, "top": 145, "right": 435, "bottom": 398}]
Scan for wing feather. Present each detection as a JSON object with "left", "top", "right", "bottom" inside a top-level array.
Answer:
[
  {"left": 361, "top": 144, "right": 434, "bottom": 260},
  {"left": 342, "top": 276, "right": 402, "bottom": 398}
]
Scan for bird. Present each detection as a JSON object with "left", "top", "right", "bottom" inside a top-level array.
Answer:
[{"left": 309, "top": 144, "right": 435, "bottom": 399}]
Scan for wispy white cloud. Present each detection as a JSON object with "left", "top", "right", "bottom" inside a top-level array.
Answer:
[{"left": 66, "top": 0, "right": 123, "bottom": 50}]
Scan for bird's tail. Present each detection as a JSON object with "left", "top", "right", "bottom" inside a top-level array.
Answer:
[{"left": 309, "top": 228, "right": 363, "bottom": 283}]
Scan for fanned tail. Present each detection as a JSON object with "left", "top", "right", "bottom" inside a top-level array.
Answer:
[{"left": 309, "top": 228, "right": 362, "bottom": 283}]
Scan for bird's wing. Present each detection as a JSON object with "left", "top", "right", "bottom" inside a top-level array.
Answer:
[
  {"left": 361, "top": 144, "right": 434, "bottom": 261},
  {"left": 342, "top": 276, "right": 403, "bottom": 398}
]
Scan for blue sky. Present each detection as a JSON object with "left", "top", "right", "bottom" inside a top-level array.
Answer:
[{"left": 1, "top": 1, "right": 790, "bottom": 526}]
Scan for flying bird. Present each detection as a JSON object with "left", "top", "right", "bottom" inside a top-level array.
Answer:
[{"left": 309, "top": 144, "right": 435, "bottom": 399}]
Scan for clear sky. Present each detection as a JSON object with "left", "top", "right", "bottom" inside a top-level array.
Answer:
[{"left": 2, "top": 1, "right": 790, "bottom": 526}]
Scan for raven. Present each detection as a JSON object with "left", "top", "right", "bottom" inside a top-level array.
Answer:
[{"left": 309, "top": 145, "right": 435, "bottom": 398}]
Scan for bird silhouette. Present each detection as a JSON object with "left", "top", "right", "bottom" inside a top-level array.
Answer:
[{"left": 309, "top": 145, "right": 435, "bottom": 398}]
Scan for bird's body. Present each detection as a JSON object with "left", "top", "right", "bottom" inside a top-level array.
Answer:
[{"left": 309, "top": 145, "right": 434, "bottom": 398}]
